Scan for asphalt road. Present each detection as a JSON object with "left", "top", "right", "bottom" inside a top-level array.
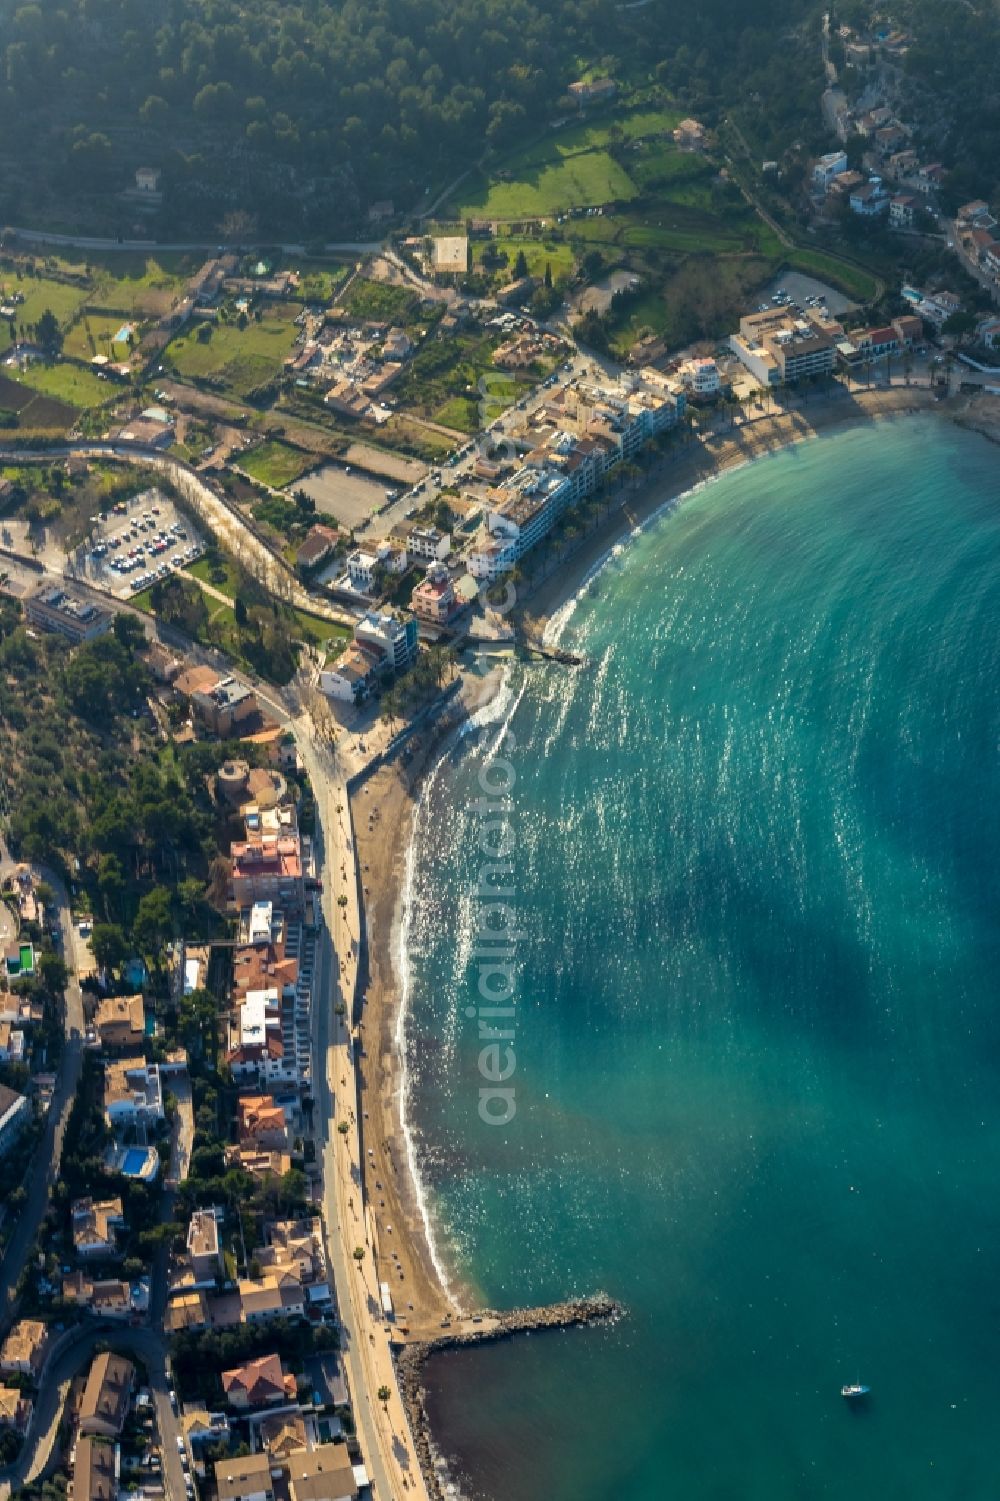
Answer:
[
  {"left": 0, "top": 1322, "right": 185, "bottom": 1500},
  {"left": 300, "top": 728, "right": 429, "bottom": 1501},
  {"left": 0, "top": 852, "right": 85, "bottom": 1323}
]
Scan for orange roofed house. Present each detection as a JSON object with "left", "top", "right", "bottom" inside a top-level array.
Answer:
[
  {"left": 236, "top": 1094, "right": 289, "bottom": 1149},
  {"left": 221, "top": 1353, "right": 296, "bottom": 1409},
  {"left": 93, "top": 994, "right": 145, "bottom": 1052}
]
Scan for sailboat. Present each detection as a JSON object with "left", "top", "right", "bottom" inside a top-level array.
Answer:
[{"left": 841, "top": 1383, "right": 870, "bottom": 1399}]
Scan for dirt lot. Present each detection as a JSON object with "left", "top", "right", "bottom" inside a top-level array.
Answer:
[{"left": 295, "top": 462, "right": 392, "bottom": 529}]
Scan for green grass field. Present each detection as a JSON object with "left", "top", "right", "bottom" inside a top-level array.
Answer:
[
  {"left": 784, "top": 248, "right": 879, "bottom": 304},
  {"left": 471, "top": 236, "right": 577, "bottom": 283},
  {"left": 456, "top": 151, "right": 636, "bottom": 220},
  {"left": 291, "top": 609, "right": 351, "bottom": 646},
  {"left": 240, "top": 440, "right": 312, "bottom": 489},
  {"left": 63, "top": 312, "right": 141, "bottom": 363},
  {"left": 13, "top": 359, "right": 110, "bottom": 409},
  {"left": 450, "top": 105, "right": 684, "bottom": 222},
  {"left": 185, "top": 554, "right": 241, "bottom": 597},
  {"left": 166, "top": 311, "right": 298, "bottom": 396},
  {"left": 0, "top": 275, "right": 89, "bottom": 336},
  {"left": 433, "top": 396, "right": 480, "bottom": 432}
]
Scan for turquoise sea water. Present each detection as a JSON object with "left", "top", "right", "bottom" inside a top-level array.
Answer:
[{"left": 401, "top": 414, "right": 1000, "bottom": 1500}]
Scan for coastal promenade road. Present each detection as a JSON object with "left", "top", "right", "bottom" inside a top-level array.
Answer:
[
  {"left": 0, "top": 853, "right": 84, "bottom": 1323},
  {"left": 299, "top": 726, "right": 430, "bottom": 1501}
]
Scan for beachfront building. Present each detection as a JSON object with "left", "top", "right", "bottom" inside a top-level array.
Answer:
[
  {"left": 227, "top": 987, "right": 298, "bottom": 1088},
  {"left": 318, "top": 642, "right": 383, "bottom": 704},
  {"left": 412, "top": 565, "right": 456, "bottom": 625},
  {"left": 230, "top": 834, "right": 305, "bottom": 911},
  {"left": 287, "top": 1448, "right": 360, "bottom": 1501},
  {"left": 678, "top": 357, "right": 721, "bottom": 399},
  {"left": 729, "top": 306, "right": 840, "bottom": 387},
  {"left": 355, "top": 610, "right": 418, "bottom": 673},
  {"left": 469, "top": 372, "right": 685, "bottom": 581}
]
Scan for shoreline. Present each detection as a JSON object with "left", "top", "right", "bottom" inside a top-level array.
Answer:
[
  {"left": 350, "top": 381, "right": 950, "bottom": 1346},
  {"left": 519, "top": 382, "right": 940, "bottom": 633}
]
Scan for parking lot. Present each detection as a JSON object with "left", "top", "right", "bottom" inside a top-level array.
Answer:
[
  {"left": 755, "top": 271, "right": 856, "bottom": 318},
  {"left": 79, "top": 487, "right": 205, "bottom": 599}
]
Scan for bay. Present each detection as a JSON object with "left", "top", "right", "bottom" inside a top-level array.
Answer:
[{"left": 401, "top": 414, "right": 1000, "bottom": 1500}]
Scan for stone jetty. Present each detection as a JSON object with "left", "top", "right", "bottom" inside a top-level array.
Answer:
[{"left": 395, "top": 1292, "right": 624, "bottom": 1500}]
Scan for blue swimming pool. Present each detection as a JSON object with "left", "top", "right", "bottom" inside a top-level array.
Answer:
[{"left": 121, "top": 1148, "right": 148, "bottom": 1176}]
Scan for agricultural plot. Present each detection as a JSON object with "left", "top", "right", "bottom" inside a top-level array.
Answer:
[
  {"left": 165, "top": 309, "right": 299, "bottom": 397},
  {"left": 240, "top": 439, "right": 313, "bottom": 490},
  {"left": 0, "top": 370, "right": 78, "bottom": 430},
  {"left": 341, "top": 279, "right": 422, "bottom": 324},
  {"left": 85, "top": 252, "right": 200, "bottom": 317},
  {"left": 392, "top": 328, "right": 534, "bottom": 433}
]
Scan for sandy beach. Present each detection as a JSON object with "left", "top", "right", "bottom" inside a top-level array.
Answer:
[
  {"left": 352, "top": 668, "right": 505, "bottom": 1338},
  {"left": 350, "top": 380, "right": 945, "bottom": 1335}
]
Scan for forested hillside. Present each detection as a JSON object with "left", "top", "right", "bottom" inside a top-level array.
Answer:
[{"left": 0, "top": 0, "right": 825, "bottom": 237}]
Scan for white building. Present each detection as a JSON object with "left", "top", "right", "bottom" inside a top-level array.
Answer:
[
  {"left": 678, "top": 357, "right": 721, "bottom": 398},
  {"left": 346, "top": 550, "right": 380, "bottom": 593},
  {"left": 400, "top": 525, "right": 451, "bottom": 562},
  {"left": 850, "top": 178, "right": 889, "bottom": 216},
  {"left": 354, "top": 611, "right": 418, "bottom": 673},
  {"left": 103, "top": 1059, "right": 165, "bottom": 1130},
  {"left": 813, "top": 150, "right": 848, "bottom": 188},
  {"left": 346, "top": 543, "right": 407, "bottom": 594}
]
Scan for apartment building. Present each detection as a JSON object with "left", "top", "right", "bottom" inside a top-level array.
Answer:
[
  {"left": 231, "top": 835, "right": 305, "bottom": 911},
  {"left": 25, "top": 585, "right": 112, "bottom": 644},
  {"left": 729, "top": 307, "right": 840, "bottom": 386},
  {"left": 411, "top": 565, "right": 456, "bottom": 625},
  {"left": 354, "top": 610, "right": 418, "bottom": 673}
]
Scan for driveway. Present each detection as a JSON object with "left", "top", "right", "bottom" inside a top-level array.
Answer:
[{"left": 168, "top": 1073, "right": 195, "bottom": 1186}]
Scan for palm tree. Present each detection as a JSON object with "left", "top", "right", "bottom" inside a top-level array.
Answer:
[{"left": 377, "top": 1385, "right": 391, "bottom": 1416}]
